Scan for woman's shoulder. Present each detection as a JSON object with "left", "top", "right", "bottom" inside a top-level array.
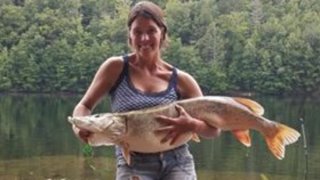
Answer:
[
  {"left": 176, "top": 69, "right": 195, "bottom": 83},
  {"left": 93, "top": 56, "right": 126, "bottom": 81},
  {"left": 176, "top": 69, "right": 203, "bottom": 98},
  {"left": 100, "top": 55, "right": 126, "bottom": 71},
  {"left": 102, "top": 56, "right": 124, "bottom": 67}
]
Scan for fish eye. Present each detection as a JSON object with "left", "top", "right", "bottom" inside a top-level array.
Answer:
[{"left": 94, "top": 114, "right": 101, "bottom": 118}]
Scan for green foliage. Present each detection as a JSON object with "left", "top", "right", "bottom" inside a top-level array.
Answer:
[
  {"left": 0, "top": 0, "right": 319, "bottom": 95},
  {"left": 0, "top": 4, "right": 27, "bottom": 49},
  {"left": 165, "top": 0, "right": 194, "bottom": 44},
  {"left": 0, "top": 48, "right": 11, "bottom": 90},
  {"left": 82, "top": 144, "right": 94, "bottom": 157}
]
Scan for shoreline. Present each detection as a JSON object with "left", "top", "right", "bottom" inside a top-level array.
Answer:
[{"left": 1, "top": 91, "right": 319, "bottom": 100}]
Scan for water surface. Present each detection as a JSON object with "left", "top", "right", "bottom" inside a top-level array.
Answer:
[{"left": 0, "top": 94, "right": 319, "bottom": 180}]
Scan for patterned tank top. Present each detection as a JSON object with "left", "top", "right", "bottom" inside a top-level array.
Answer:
[{"left": 110, "top": 55, "right": 180, "bottom": 113}]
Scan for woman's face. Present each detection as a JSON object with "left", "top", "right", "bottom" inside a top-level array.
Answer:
[{"left": 129, "top": 16, "right": 163, "bottom": 58}]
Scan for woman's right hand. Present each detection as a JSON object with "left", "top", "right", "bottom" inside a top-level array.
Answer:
[{"left": 72, "top": 125, "right": 93, "bottom": 144}]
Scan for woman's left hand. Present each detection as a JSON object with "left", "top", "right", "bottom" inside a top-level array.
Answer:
[{"left": 154, "top": 104, "right": 197, "bottom": 145}]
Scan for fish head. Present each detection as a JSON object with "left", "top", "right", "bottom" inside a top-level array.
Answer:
[{"left": 68, "top": 113, "right": 126, "bottom": 135}]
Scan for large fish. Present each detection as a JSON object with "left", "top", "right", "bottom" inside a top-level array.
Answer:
[{"left": 68, "top": 96, "right": 300, "bottom": 164}]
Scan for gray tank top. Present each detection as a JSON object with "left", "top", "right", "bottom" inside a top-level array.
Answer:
[
  {"left": 110, "top": 55, "right": 180, "bottom": 113},
  {"left": 110, "top": 55, "right": 188, "bottom": 157}
]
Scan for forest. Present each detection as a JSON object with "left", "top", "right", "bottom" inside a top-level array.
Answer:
[{"left": 0, "top": 0, "right": 319, "bottom": 96}]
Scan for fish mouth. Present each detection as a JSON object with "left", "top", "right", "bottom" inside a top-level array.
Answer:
[{"left": 67, "top": 116, "right": 74, "bottom": 124}]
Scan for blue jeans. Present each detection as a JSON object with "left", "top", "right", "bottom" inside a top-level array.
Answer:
[{"left": 115, "top": 144, "right": 197, "bottom": 180}]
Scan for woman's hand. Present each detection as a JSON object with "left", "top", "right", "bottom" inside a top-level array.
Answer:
[
  {"left": 154, "top": 104, "right": 199, "bottom": 145},
  {"left": 154, "top": 104, "right": 221, "bottom": 145},
  {"left": 72, "top": 125, "right": 93, "bottom": 144}
]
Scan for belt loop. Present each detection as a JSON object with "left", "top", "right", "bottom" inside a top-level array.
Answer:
[{"left": 160, "top": 152, "right": 164, "bottom": 160}]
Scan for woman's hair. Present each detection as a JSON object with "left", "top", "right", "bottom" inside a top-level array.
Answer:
[{"left": 127, "top": 1, "right": 168, "bottom": 48}]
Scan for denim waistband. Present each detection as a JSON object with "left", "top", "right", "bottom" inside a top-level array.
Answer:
[
  {"left": 115, "top": 144, "right": 189, "bottom": 158},
  {"left": 131, "top": 144, "right": 188, "bottom": 157}
]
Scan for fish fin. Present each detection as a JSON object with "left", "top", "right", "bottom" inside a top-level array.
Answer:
[
  {"left": 192, "top": 133, "right": 201, "bottom": 143},
  {"left": 121, "top": 142, "right": 131, "bottom": 165},
  {"left": 264, "top": 123, "right": 300, "bottom": 160},
  {"left": 232, "top": 129, "right": 251, "bottom": 147},
  {"left": 233, "top": 97, "right": 264, "bottom": 116}
]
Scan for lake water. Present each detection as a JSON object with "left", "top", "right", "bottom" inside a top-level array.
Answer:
[{"left": 0, "top": 94, "right": 319, "bottom": 180}]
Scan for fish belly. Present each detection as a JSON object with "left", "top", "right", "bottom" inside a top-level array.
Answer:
[
  {"left": 124, "top": 132, "right": 192, "bottom": 153},
  {"left": 122, "top": 107, "right": 192, "bottom": 153}
]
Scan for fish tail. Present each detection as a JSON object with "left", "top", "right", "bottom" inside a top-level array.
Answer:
[{"left": 264, "top": 123, "right": 300, "bottom": 160}]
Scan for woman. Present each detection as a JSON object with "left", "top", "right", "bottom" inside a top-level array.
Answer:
[{"left": 72, "top": 1, "right": 221, "bottom": 179}]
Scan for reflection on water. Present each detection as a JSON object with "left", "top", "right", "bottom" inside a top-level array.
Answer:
[
  {"left": 0, "top": 155, "right": 116, "bottom": 179},
  {"left": 0, "top": 94, "right": 319, "bottom": 180}
]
